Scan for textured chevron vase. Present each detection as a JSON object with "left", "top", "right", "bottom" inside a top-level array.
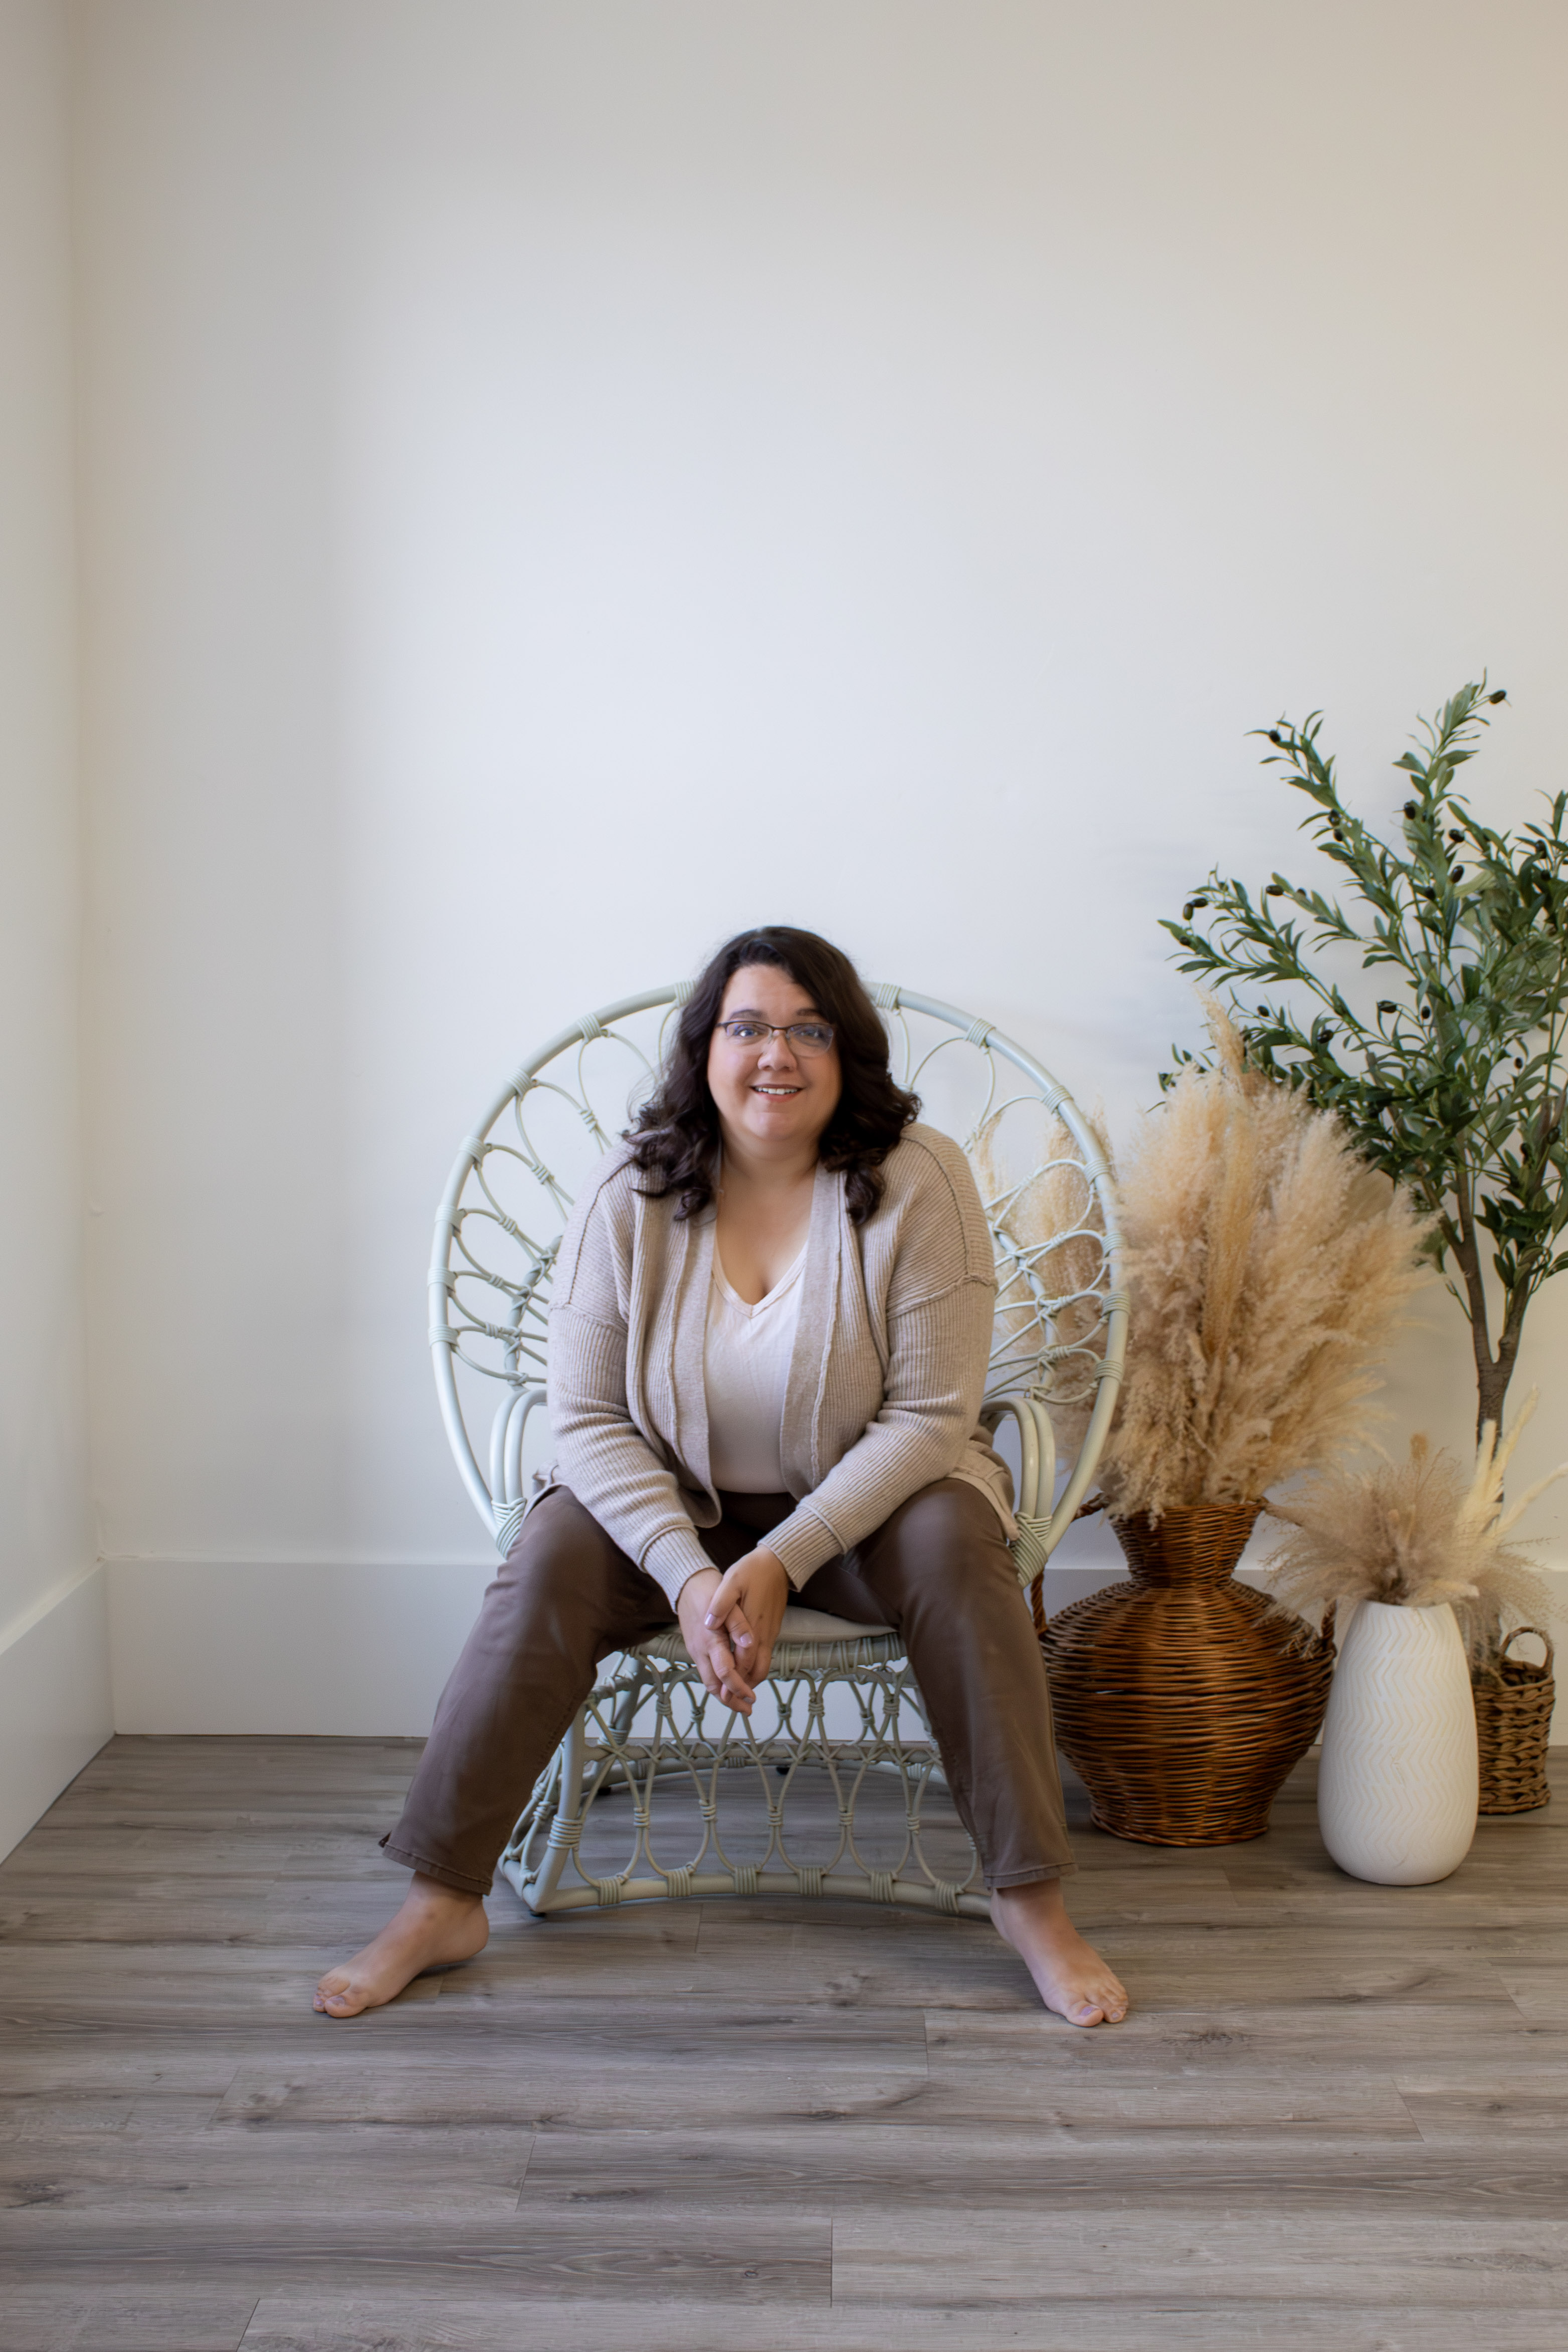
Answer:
[{"left": 1317, "top": 1601, "right": 1479, "bottom": 1884}]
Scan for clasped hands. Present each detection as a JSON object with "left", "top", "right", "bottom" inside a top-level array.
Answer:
[{"left": 676, "top": 1545, "right": 791, "bottom": 1714}]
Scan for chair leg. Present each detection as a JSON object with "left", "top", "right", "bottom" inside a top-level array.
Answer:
[{"left": 504, "top": 1706, "right": 587, "bottom": 1913}]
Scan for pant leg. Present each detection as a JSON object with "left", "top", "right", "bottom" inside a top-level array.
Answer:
[
  {"left": 801, "top": 1477, "right": 1075, "bottom": 1889},
  {"left": 381, "top": 1487, "right": 677, "bottom": 1895}
]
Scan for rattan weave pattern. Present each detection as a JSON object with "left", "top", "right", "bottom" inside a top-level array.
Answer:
[
  {"left": 1042, "top": 1502, "right": 1336, "bottom": 1847},
  {"left": 1474, "top": 1625, "right": 1555, "bottom": 1815}
]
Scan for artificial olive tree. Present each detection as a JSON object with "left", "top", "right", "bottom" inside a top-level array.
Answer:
[{"left": 1164, "top": 681, "right": 1568, "bottom": 1442}]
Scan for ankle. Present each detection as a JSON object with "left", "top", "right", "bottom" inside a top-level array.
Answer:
[
  {"left": 407, "top": 1876, "right": 484, "bottom": 1916},
  {"left": 993, "top": 1877, "right": 1068, "bottom": 1916}
]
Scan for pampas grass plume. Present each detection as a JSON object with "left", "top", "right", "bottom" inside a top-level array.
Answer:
[
  {"left": 1100, "top": 1001, "right": 1432, "bottom": 1517},
  {"left": 1262, "top": 1394, "right": 1563, "bottom": 1658}
]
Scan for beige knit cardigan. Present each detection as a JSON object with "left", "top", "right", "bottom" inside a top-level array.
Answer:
[{"left": 543, "top": 1122, "right": 1015, "bottom": 1607}]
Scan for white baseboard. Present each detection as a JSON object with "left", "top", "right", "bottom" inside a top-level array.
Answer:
[
  {"left": 101, "top": 1557, "right": 894, "bottom": 1740},
  {"left": 106, "top": 1558, "right": 494, "bottom": 1734},
  {"left": 99, "top": 1554, "right": 1567, "bottom": 1743},
  {"left": 0, "top": 1568, "right": 113, "bottom": 1862}
]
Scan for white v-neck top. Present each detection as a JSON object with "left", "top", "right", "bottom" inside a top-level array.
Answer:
[{"left": 703, "top": 1242, "right": 808, "bottom": 1492}]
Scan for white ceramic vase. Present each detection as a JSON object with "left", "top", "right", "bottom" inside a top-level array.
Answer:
[{"left": 1316, "top": 1600, "right": 1478, "bottom": 1885}]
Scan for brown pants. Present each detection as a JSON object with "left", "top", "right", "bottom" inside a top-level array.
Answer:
[{"left": 383, "top": 1476, "right": 1074, "bottom": 1895}]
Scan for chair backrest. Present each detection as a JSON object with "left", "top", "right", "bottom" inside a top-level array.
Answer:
[{"left": 429, "top": 984, "right": 1125, "bottom": 1561}]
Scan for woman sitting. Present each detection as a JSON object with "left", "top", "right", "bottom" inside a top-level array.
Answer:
[{"left": 316, "top": 926, "right": 1127, "bottom": 2027}]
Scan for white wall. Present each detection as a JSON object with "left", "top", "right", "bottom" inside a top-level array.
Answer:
[
  {"left": 0, "top": 0, "right": 111, "bottom": 1849},
  {"left": 68, "top": 1, "right": 1568, "bottom": 1731}
]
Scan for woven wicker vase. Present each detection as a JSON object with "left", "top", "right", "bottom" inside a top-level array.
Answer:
[{"left": 1043, "top": 1502, "right": 1335, "bottom": 1846}]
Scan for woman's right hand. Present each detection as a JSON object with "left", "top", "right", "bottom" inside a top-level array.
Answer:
[{"left": 676, "top": 1568, "right": 757, "bottom": 1713}]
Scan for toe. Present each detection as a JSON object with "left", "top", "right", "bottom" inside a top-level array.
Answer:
[{"left": 314, "top": 1975, "right": 364, "bottom": 2017}]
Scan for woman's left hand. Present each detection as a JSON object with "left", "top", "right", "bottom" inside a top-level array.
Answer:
[{"left": 704, "top": 1546, "right": 791, "bottom": 1692}]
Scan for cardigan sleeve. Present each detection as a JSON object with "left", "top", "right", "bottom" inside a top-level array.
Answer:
[
  {"left": 761, "top": 1136, "right": 998, "bottom": 1586},
  {"left": 547, "top": 1159, "right": 714, "bottom": 1608}
]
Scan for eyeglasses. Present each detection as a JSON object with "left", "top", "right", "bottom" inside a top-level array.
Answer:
[{"left": 714, "top": 1018, "right": 837, "bottom": 1057}]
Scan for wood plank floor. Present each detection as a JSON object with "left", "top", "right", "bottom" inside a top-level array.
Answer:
[{"left": 2, "top": 1736, "right": 1565, "bottom": 2351}]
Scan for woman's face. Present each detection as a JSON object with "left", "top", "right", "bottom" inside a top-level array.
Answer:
[{"left": 706, "top": 962, "right": 844, "bottom": 1162}]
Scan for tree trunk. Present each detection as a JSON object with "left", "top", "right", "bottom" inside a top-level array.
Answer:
[
  {"left": 1451, "top": 1191, "right": 1512, "bottom": 1445},
  {"left": 1476, "top": 1286, "right": 1530, "bottom": 1446},
  {"left": 1475, "top": 1356, "right": 1515, "bottom": 1447}
]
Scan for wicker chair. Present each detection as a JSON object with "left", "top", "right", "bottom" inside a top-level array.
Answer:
[{"left": 430, "top": 984, "right": 1125, "bottom": 1919}]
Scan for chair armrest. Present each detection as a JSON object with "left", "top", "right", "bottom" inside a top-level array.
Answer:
[
  {"left": 487, "top": 1382, "right": 548, "bottom": 1554},
  {"left": 982, "top": 1392, "right": 1057, "bottom": 1587}
]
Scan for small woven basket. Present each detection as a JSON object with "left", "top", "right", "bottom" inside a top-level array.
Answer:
[{"left": 1474, "top": 1626, "right": 1554, "bottom": 1815}]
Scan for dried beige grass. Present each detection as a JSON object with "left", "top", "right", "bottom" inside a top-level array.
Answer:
[
  {"left": 1262, "top": 1397, "right": 1562, "bottom": 1659},
  {"left": 973, "top": 1107, "right": 1109, "bottom": 1457},
  {"left": 1100, "top": 1001, "right": 1432, "bottom": 1518}
]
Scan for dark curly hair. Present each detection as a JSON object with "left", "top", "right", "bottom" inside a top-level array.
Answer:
[{"left": 627, "top": 926, "right": 920, "bottom": 1225}]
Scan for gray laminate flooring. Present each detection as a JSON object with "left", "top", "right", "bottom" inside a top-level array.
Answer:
[{"left": 1, "top": 1735, "right": 1564, "bottom": 2351}]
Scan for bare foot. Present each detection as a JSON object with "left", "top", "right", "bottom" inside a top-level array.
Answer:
[
  {"left": 991, "top": 1879, "right": 1128, "bottom": 2027},
  {"left": 314, "top": 1876, "right": 490, "bottom": 2017}
]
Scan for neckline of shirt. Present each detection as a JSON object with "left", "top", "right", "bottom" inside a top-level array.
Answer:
[{"left": 712, "top": 1240, "right": 809, "bottom": 1318}]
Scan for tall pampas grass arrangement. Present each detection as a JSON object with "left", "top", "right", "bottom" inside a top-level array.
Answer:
[
  {"left": 1037, "top": 1005, "right": 1433, "bottom": 1847},
  {"left": 1100, "top": 1003, "right": 1433, "bottom": 1520},
  {"left": 1263, "top": 1397, "right": 1563, "bottom": 1661}
]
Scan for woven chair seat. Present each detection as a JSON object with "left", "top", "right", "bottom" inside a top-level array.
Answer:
[{"left": 634, "top": 1608, "right": 903, "bottom": 1672}]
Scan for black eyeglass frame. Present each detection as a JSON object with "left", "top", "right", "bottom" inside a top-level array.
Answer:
[{"left": 711, "top": 1018, "right": 838, "bottom": 1055}]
